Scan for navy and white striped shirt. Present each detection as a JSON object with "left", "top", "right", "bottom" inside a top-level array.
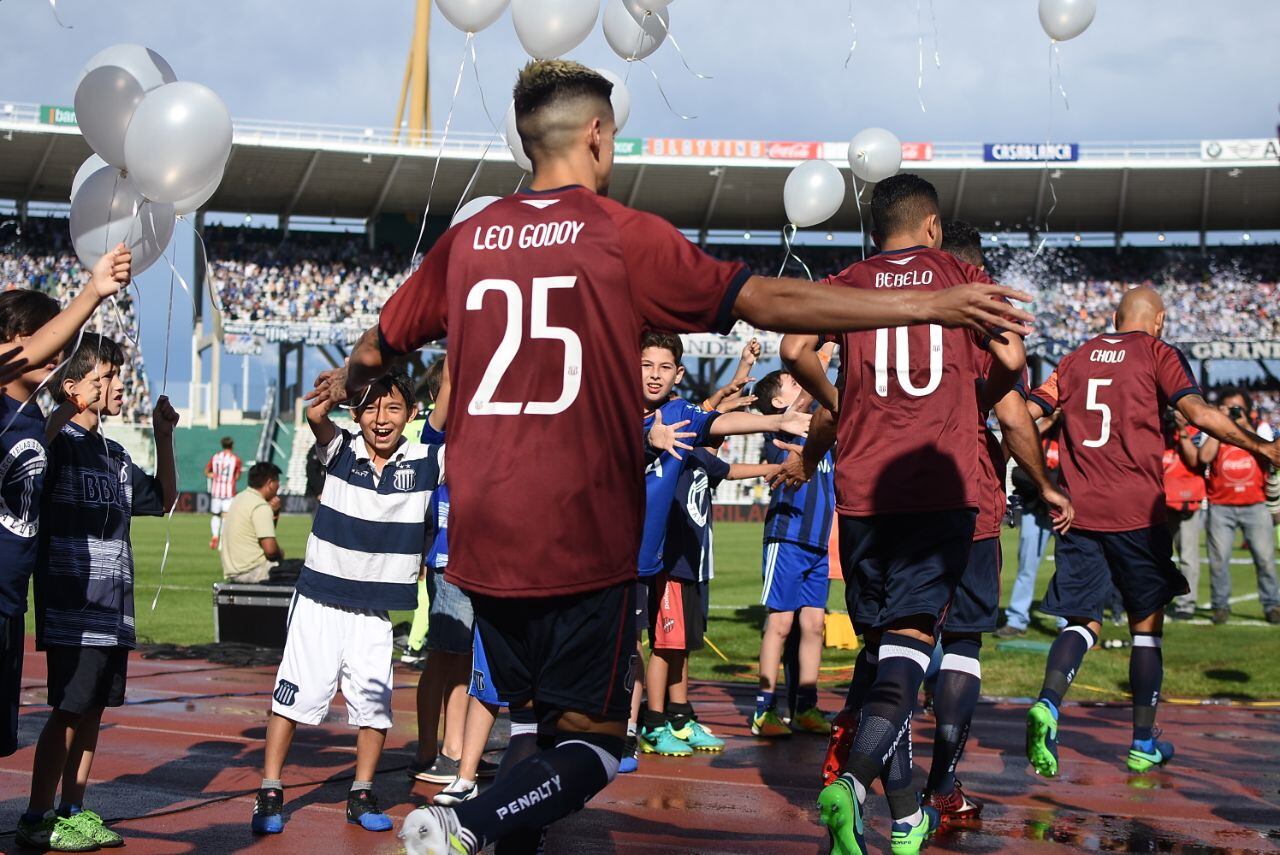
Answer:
[
  {"left": 763, "top": 431, "right": 835, "bottom": 550},
  {"left": 35, "top": 422, "right": 165, "bottom": 649},
  {"left": 298, "top": 429, "right": 443, "bottom": 611}
]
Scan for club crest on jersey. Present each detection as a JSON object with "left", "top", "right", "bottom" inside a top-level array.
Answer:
[
  {"left": 472, "top": 670, "right": 486, "bottom": 693},
  {"left": 393, "top": 467, "right": 416, "bottom": 492},
  {"left": 273, "top": 679, "right": 299, "bottom": 707}
]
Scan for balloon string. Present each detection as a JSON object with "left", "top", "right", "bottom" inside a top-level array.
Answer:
[
  {"left": 1034, "top": 39, "right": 1059, "bottom": 258},
  {"left": 915, "top": 0, "right": 927, "bottom": 113},
  {"left": 777, "top": 224, "right": 815, "bottom": 281},
  {"left": 851, "top": 174, "right": 867, "bottom": 262},
  {"left": 650, "top": 14, "right": 711, "bottom": 79},
  {"left": 930, "top": 0, "right": 942, "bottom": 69},
  {"left": 407, "top": 31, "right": 472, "bottom": 270},
  {"left": 47, "top": 0, "right": 72, "bottom": 28},
  {"left": 513, "top": 172, "right": 526, "bottom": 194},
  {"left": 843, "top": 0, "right": 858, "bottom": 69},
  {"left": 467, "top": 36, "right": 502, "bottom": 134},
  {"left": 150, "top": 247, "right": 186, "bottom": 612},
  {"left": 175, "top": 214, "right": 226, "bottom": 317},
  {"left": 1053, "top": 41, "right": 1070, "bottom": 110},
  {"left": 450, "top": 39, "right": 503, "bottom": 223},
  {"left": 451, "top": 137, "right": 497, "bottom": 222},
  {"left": 635, "top": 57, "right": 696, "bottom": 120}
]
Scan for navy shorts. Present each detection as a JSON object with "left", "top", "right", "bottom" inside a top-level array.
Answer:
[
  {"left": 640, "top": 572, "right": 705, "bottom": 653},
  {"left": 426, "top": 570, "right": 474, "bottom": 654},
  {"left": 761, "top": 540, "right": 830, "bottom": 612},
  {"left": 943, "top": 536, "right": 1002, "bottom": 634},
  {"left": 467, "top": 628, "right": 508, "bottom": 708},
  {"left": 840, "top": 509, "right": 977, "bottom": 631},
  {"left": 1, "top": 614, "right": 22, "bottom": 757},
  {"left": 471, "top": 581, "right": 637, "bottom": 721},
  {"left": 1042, "top": 526, "right": 1188, "bottom": 623},
  {"left": 46, "top": 645, "right": 128, "bottom": 714}
]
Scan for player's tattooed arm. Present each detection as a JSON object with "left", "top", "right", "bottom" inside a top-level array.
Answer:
[
  {"left": 780, "top": 334, "right": 839, "bottom": 414},
  {"left": 995, "top": 390, "right": 1074, "bottom": 533},
  {"left": 980, "top": 332, "right": 1027, "bottom": 410},
  {"left": 1179, "top": 394, "right": 1280, "bottom": 469},
  {"left": 304, "top": 370, "right": 343, "bottom": 449},
  {"left": 769, "top": 406, "right": 837, "bottom": 490}
]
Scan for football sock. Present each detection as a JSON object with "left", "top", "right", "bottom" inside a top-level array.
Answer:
[
  {"left": 211, "top": 515, "right": 220, "bottom": 538},
  {"left": 666, "top": 702, "right": 694, "bottom": 731},
  {"left": 796, "top": 686, "right": 818, "bottom": 713},
  {"left": 880, "top": 716, "right": 918, "bottom": 821},
  {"left": 1038, "top": 624, "right": 1096, "bottom": 711},
  {"left": 640, "top": 709, "right": 666, "bottom": 732},
  {"left": 493, "top": 710, "right": 547, "bottom": 855},
  {"left": 454, "top": 733, "right": 622, "bottom": 849},
  {"left": 260, "top": 778, "right": 283, "bottom": 791},
  {"left": 843, "top": 633, "right": 932, "bottom": 790},
  {"left": 783, "top": 624, "right": 801, "bottom": 715},
  {"left": 755, "top": 691, "right": 776, "bottom": 715},
  {"left": 1129, "top": 633, "right": 1163, "bottom": 743},
  {"left": 350, "top": 780, "right": 373, "bottom": 793},
  {"left": 926, "top": 637, "right": 982, "bottom": 796},
  {"left": 843, "top": 648, "right": 879, "bottom": 714}
]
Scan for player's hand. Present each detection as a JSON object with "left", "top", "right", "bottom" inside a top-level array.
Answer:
[
  {"left": 768, "top": 440, "right": 813, "bottom": 489},
  {"left": 648, "top": 410, "right": 697, "bottom": 460},
  {"left": 90, "top": 243, "right": 132, "bottom": 299},
  {"left": 152, "top": 395, "right": 179, "bottom": 438},
  {"left": 309, "top": 367, "right": 352, "bottom": 413},
  {"left": 927, "top": 283, "right": 1034, "bottom": 337},
  {"left": 777, "top": 409, "right": 812, "bottom": 437},
  {"left": 1042, "top": 486, "right": 1075, "bottom": 534},
  {"left": 1261, "top": 441, "right": 1280, "bottom": 471},
  {"left": 716, "top": 390, "right": 756, "bottom": 414},
  {"left": 269, "top": 495, "right": 283, "bottom": 516},
  {"left": 740, "top": 337, "right": 761, "bottom": 368},
  {"left": 70, "top": 374, "right": 103, "bottom": 413}
]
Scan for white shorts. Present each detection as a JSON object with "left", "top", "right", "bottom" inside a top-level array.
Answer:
[
  {"left": 210, "top": 497, "right": 233, "bottom": 515},
  {"left": 271, "top": 593, "right": 394, "bottom": 729}
]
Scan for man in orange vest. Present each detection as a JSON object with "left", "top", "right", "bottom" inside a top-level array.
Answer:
[
  {"left": 1200, "top": 389, "right": 1280, "bottom": 625},
  {"left": 1163, "top": 411, "right": 1205, "bottom": 620}
]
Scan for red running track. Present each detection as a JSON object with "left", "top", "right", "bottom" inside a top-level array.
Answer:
[{"left": 2, "top": 643, "right": 1279, "bottom": 853}]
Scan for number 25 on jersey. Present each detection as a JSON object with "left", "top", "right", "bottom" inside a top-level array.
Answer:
[{"left": 466, "top": 276, "right": 583, "bottom": 416}]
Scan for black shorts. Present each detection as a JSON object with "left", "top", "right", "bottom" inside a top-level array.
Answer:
[
  {"left": 943, "top": 536, "right": 1002, "bottom": 634},
  {"left": 840, "top": 509, "right": 976, "bottom": 631},
  {"left": 1, "top": 614, "right": 23, "bottom": 757},
  {"left": 46, "top": 646, "right": 129, "bottom": 714},
  {"left": 1042, "top": 526, "right": 1188, "bottom": 624},
  {"left": 641, "top": 573, "right": 705, "bottom": 653},
  {"left": 470, "top": 581, "right": 637, "bottom": 722}
]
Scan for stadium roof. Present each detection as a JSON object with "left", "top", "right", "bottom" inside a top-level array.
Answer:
[{"left": 3, "top": 101, "right": 1277, "bottom": 235}]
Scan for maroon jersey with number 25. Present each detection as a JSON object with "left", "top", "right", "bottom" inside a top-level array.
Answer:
[
  {"left": 378, "top": 186, "right": 750, "bottom": 598},
  {"left": 824, "top": 245, "right": 990, "bottom": 517},
  {"left": 1030, "top": 331, "right": 1201, "bottom": 532}
]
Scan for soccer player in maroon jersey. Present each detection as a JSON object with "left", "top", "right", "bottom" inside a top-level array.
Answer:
[
  {"left": 316, "top": 62, "right": 1032, "bottom": 855},
  {"left": 1024, "top": 286, "right": 1280, "bottom": 781},
  {"left": 777, "top": 181, "right": 1029, "bottom": 854}
]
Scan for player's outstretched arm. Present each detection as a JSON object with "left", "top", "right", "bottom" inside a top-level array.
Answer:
[
  {"left": 980, "top": 334, "right": 1027, "bottom": 410},
  {"left": 780, "top": 334, "right": 839, "bottom": 413},
  {"left": 709, "top": 409, "right": 811, "bottom": 439},
  {"left": 1179, "top": 394, "right": 1280, "bottom": 468},
  {"left": 731, "top": 276, "right": 1034, "bottom": 337},
  {"left": 428, "top": 358, "right": 451, "bottom": 432},
  {"left": 727, "top": 462, "right": 781, "bottom": 481},
  {"left": 994, "top": 390, "right": 1074, "bottom": 533}
]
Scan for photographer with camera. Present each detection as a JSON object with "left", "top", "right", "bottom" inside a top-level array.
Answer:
[{"left": 1200, "top": 389, "right": 1280, "bottom": 625}]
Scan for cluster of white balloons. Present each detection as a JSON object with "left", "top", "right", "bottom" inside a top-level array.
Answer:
[
  {"left": 69, "top": 44, "right": 232, "bottom": 274},
  {"left": 1038, "top": 0, "right": 1096, "bottom": 41},
  {"left": 783, "top": 128, "right": 902, "bottom": 229}
]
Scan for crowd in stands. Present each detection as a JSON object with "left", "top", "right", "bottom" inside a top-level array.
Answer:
[{"left": 1, "top": 217, "right": 151, "bottom": 422}]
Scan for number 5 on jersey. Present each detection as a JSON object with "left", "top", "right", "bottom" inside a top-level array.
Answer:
[
  {"left": 466, "top": 276, "right": 583, "bottom": 416},
  {"left": 1083, "top": 378, "right": 1113, "bottom": 447}
]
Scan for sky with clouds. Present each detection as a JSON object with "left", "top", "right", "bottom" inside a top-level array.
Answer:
[{"left": 2, "top": 0, "right": 1278, "bottom": 401}]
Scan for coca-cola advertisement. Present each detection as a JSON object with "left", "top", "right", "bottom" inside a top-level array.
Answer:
[
  {"left": 766, "top": 141, "right": 823, "bottom": 160},
  {"left": 901, "top": 142, "right": 935, "bottom": 161}
]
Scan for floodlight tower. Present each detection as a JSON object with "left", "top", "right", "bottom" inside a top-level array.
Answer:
[{"left": 394, "top": 0, "right": 432, "bottom": 143}]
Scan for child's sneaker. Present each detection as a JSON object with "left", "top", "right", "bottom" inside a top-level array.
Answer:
[
  {"left": 890, "top": 806, "right": 939, "bottom": 855},
  {"left": 792, "top": 706, "right": 833, "bottom": 735},
  {"left": 63, "top": 809, "right": 123, "bottom": 848},
  {"left": 750, "top": 708, "right": 792, "bottom": 737},
  {"left": 432, "top": 778, "right": 478, "bottom": 807},
  {"left": 410, "top": 754, "right": 461, "bottom": 784},
  {"left": 671, "top": 720, "right": 725, "bottom": 752},
  {"left": 619, "top": 734, "right": 640, "bottom": 773},
  {"left": 16, "top": 811, "right": 99, "bottom": 852},
  {"left": 638, "top": 723, "right": 693, "bottom": 757},
  {"left": 250, "top": 787, "right": 284, "bottom": 834},
  {"left": 347, "top": 789, "right": 393, "bottom": 831}
]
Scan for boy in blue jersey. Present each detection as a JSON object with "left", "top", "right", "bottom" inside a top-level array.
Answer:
[
  {"left": 636, "top": 332, "right": 812, "bottom": 759},
  {"left": 253, "top": 368, "right": 444, "bottom": 836},
  {"left": 20, "top": 333, "right": 178, "bottom": 853},
  {"left": 752, "top": 369, "right": 837, "bottom": 738}
]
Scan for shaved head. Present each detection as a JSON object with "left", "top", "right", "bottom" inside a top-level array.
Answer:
[
  {"left": 513, "top": 60, "right": 614, "bottom": 170},
  {"left": 1114, "top": 286, "right": 1166, "bottom": 337}
]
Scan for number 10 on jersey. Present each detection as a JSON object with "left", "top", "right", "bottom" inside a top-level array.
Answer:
[{"left": 466, "top": 276, "right": 583, "bottom": 416}]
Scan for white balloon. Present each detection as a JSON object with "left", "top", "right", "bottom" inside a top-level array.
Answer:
[
  {"left": 603, "top": 0, "right": 668, "bottom": 61},
  {"left": 1038, "top": 0, "right": 1096, "bottom": 41},
  {"left": 173, "top": 168, "right": 224, "bottom": 216},
  {"left": 123, "top": 82, "right": 233, "bottom": 204},
  {"left": 783, "top": 160, "right": 846, "bottom": 228},
  {"left": 69, "top": 166, "right": 174, "bottom": 275},
  {"left": 511, "top": 0, "right": 600, "bottom": 59},
  {"left": 70, "top": 154, "right": 108, "bottom": 202},
  {"left": 634, "top": 0, "right": 671, "bottom": 9},
  {"left": 594, "top": 68, "right": 631, "bottom": 130},
  {"left": 73, "top": 43, "right": 176, "bottom": 169},
  {"left": 847, "top": 127, "right": 902, "bottom": 184},
  {"left": 451, "top": 195, "right": 503, "bottom": 228},
  {"left": 505, "top": 103, "right": 533, "bottom": 172},
  {"left": 435, "top": 0, "right": 510, "bottom": 33}
]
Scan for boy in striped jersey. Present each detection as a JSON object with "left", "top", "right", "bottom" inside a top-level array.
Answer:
[{"left": 252, "top": 368, "right": 444, "bottom": 835}]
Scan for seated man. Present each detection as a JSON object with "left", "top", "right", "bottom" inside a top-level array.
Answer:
[{"left": 221, "top": 462, "right": 289, "bottom": 584}]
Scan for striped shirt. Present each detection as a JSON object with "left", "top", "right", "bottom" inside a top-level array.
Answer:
[
  {"left": 34, "top": 422, "right": 165, "bottom": 648},
  {"left": 207, "top": 450, "right": 242, "bottom": 500},
  {"left": 298, "top": 429, "right": 443, "bottom": 611},
  {"left": 763, "top": 430, "right": 835, "bottom": 549}
]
